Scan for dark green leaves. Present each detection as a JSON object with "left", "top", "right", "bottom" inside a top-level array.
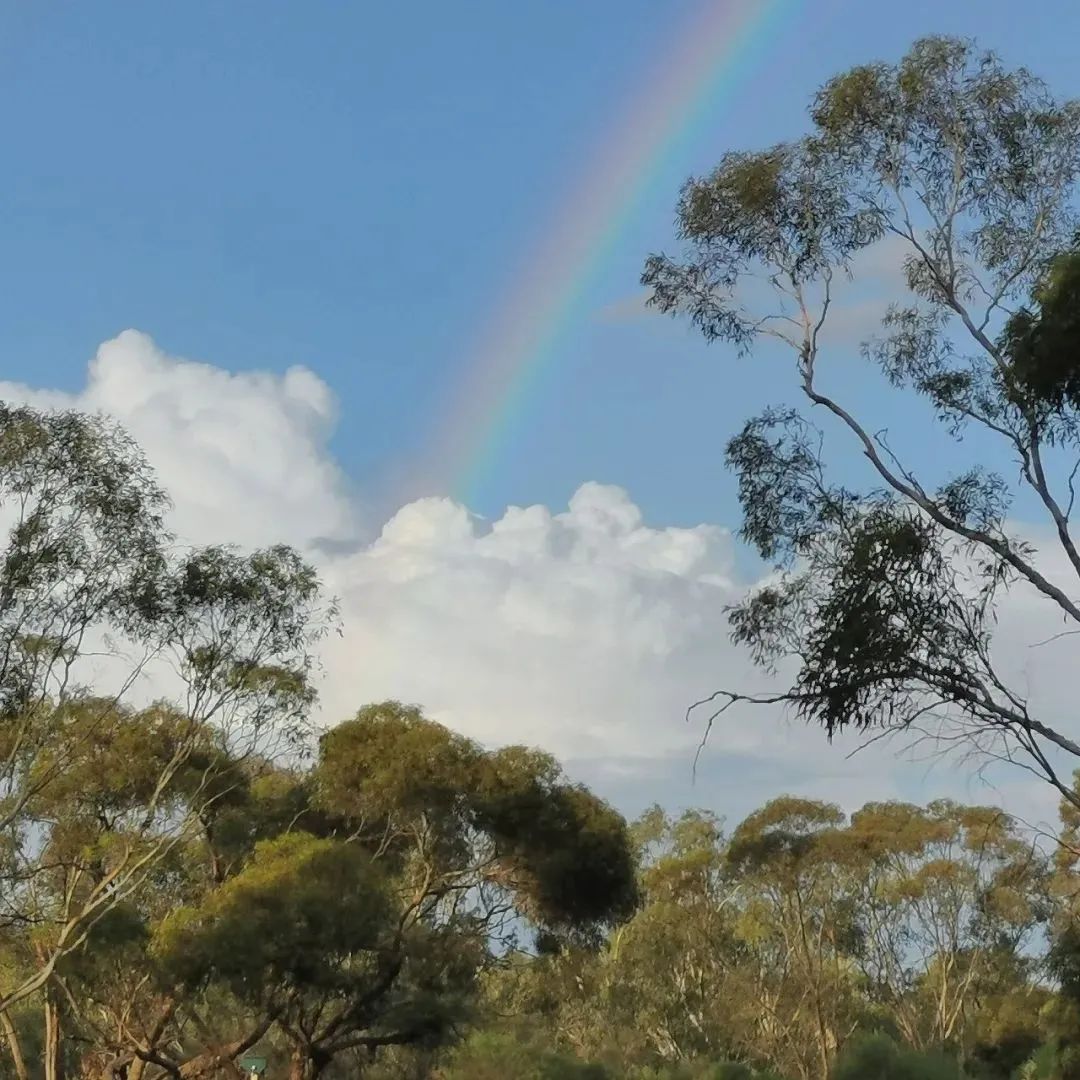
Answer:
[
  {"left": 315, "top": 702, "right": 638, "bottom": 936},
  {"left": 725, "top": 408, "right": 850, "bottom": 563},
  {"left": 1002, "top": 248, "right": 1080, "bottom": 410}
]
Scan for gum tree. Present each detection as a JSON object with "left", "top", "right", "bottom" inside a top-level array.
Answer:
[
  {"left": 129, "top": 704, "right": 638, "bottom": 1080},
  {"left": 643, "top": 37, "right": 1080, "bottom": 805},
  {"left": 0, "top": 403, "right": 331, "bottom": 1072}
]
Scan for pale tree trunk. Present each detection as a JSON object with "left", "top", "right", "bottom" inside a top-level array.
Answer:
[
  {"left": 43, "top": 987, "right": 63, "bottom": 1080},
  {"left": 0, "top": 1008, "right": 29, "bottom": 1080},
  {"left": 813, "top": 1002, "right": 831, "bottom": 1080}
]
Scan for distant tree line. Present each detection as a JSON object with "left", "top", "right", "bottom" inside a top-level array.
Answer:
[{"left": 2, "top": 398, "right": 1079, "bottom": 1080}]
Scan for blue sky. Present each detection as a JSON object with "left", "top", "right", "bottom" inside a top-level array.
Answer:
[
  {"left": 4, "top": 1, "right": 1080, "bottom": 825},
  {"left": 5, "top": 0, "right": 1080, "bottom": 534}
]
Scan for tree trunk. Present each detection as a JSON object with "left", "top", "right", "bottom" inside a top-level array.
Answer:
[
  {"left": 288, "top": 1046, "right": 330, "bottom": 1080},
  {"left": 43, "top": 989, "right": 63, "bottom": 1080},
  {"left": 0, "top": 1008, "right": 29, "bottom": 1080},
  {"left": 289, "top": 1048, "right": 313, "bottom": 1080},
  {"left": 175, "top": 1009, "right": 276, "bottom": 1078}
]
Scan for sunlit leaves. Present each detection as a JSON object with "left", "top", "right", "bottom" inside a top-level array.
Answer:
[{"left": 154, "top": 832, "right": 391, "bottom": 997}]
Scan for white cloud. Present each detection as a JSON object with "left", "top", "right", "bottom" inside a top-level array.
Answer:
[
  {"left": 2, "top": 330, "right": 1076, "bottom": 832},
  {"left": 0, "top": 330, "right": 361, "bottom": 550},
  {"left": 318, "top": 481, "right": 750, "bottom": 760}
]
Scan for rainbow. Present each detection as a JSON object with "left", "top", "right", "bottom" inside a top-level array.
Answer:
[{"left": 414, "top": 0, "right": 805, "bottom": 510}]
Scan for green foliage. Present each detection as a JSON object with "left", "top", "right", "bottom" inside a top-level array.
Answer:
[
  {"left": 0, "top": 405, "right": 168, "bottom": 726},
  {"left": 0, "top": 725, "right": 1069, "bottom": 1080},
  {"left": 8, "top": 37, "right": 1080, "bottom": 1080},
  {"left": 0, "top": 392, "right": 634, "bottom": 1078},
  {"left": 437, "top": 1031, "right": 611, "bottom": 1079},
  {"left": 707, "top": 1067, "right": 788, "bottom": 1080},
  {"left": 643, "top": 31, "right": 1080, "bottom": 817},
  {"left": 315, "top": 702, "right": 638, "bottom": 938},
  {"left": 1002, "top": 247, "right": 1080, "bottom": 410},
  {"left": 726, "top": 795, "right": 845, "bottom": 874},
  {"left": 474, "top": 754, "right": 639, "bottom": 934},
  {"left": 316, "top": 701, "right": 482, "bottom": 839},
  {"left": 829, "top": 1034, "right": 967, "bottom": 1080},
  {"left": 136, "top": 704, "right": 638, "bottom": 1076},
  {"left": 154, "top": 832, "right": 392, "bottom": 996},
  {"left": 1014, "top": 1038, "right": 1080, "bottom": 1080},
  {"left": 644, "top": 139, "right": 878, "bottom": 347}
]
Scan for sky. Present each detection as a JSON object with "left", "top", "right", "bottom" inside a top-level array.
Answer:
[{"left": 2, "top": 0, "right": 1080, "bottom": 831}]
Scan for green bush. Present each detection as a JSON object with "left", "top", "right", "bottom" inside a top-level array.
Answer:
[
  {"left": 1014, "top": 1038, "right": 1080, "bottom": 1080},
  {"left": 707, "top": 1065, "right": 788, "bottom": 1080},
  {"left": 626, "top": 1063, "right": 787, "bottom": 1080},
  {"left": 830, "top": 1034, "right": 967, "bottom": 1080},
  {"left": 437, "top": 1031, "right": 610, "bottom": 1079}
]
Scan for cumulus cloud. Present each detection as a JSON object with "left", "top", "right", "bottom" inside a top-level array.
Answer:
[
  {"left": 318, "top": 481, "right": 751, "bottom": 760},
  {"left": 0, "top": 330, "right": 361, "bottom": 550},
  {"left": 2, "top": 330, "right": 1075, "bottom": 830}
]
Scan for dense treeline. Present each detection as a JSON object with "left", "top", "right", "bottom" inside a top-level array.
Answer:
[
  {"left": 0, "top": 694, "right": 637, "bottom": 1079},
  {"left": 15, "top": 401, "right": 1080, "bottom": 1080},
  {"left": 439, "top": 792, "right": 1080, "bottom": 1080}
]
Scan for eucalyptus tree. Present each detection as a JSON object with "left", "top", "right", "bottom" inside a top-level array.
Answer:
[
  {"left": 0, "top": 403, "right": 331, "bottom": 1073},
  {"left": 117, "top": 703, "right": 639, "bottom": 1080},
  {"left": 842, "top": 800, "right": 1048, "bottom": 1058},
  {"left": 721, "top": 798, "right": 864, "bottom": 1080},
  {"left": 643, "top": 37, "right": 1080, "bottom": 805}
]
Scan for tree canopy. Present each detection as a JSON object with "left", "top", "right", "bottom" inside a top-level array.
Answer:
[{"left": 642, "top": 35, "right": 1080, "bottom": 809}]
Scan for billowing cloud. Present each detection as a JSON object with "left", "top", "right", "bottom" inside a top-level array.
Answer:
[
  {"left": 318, "top": 481, "right": 753, "bottom": 760},
  {"left": 1, "top": 331, "right": 1074, "bottom": 831},
  {"left": 0, "top": 330, "right": 361, "bottom": 549}
]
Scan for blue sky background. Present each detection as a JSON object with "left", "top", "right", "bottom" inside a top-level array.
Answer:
[
  {"left": 3, "top": 0, "right": 1079, "bottom": 529},
  {"left": 4, "top": 1, "right": 1080, "bottom": 827}
]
